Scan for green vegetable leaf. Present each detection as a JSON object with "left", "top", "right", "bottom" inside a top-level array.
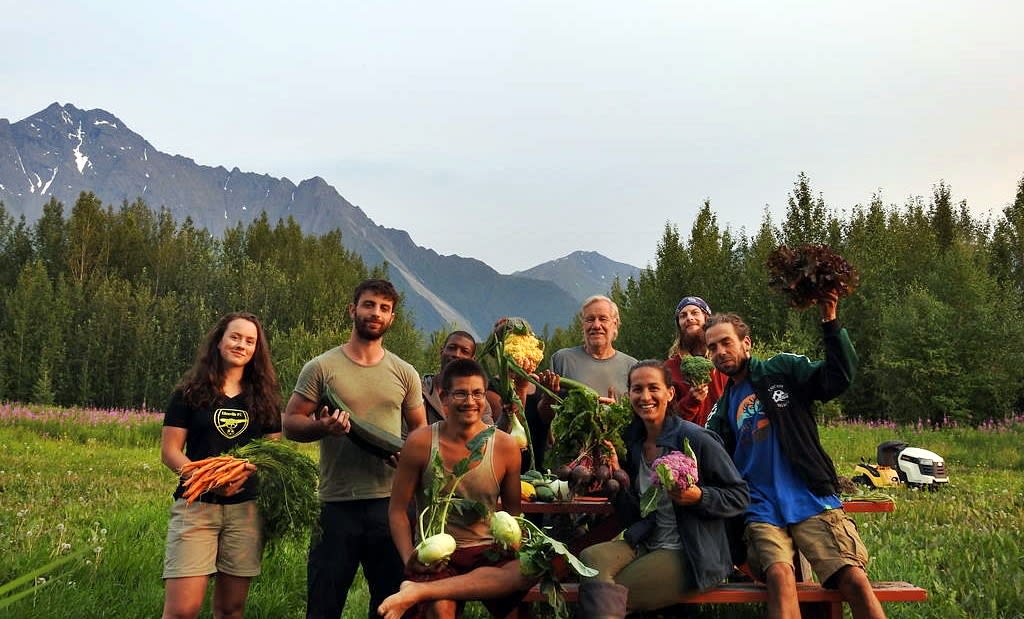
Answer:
[
  {"left": 655, "top": 462, "right": 676, "bottom": 490},
  {"left": 426, "top": 450, "right": 446, "bottom": 505},
  {"left": 516, "top": 516, "right": 598, "bottom": 578},
  {"left": 454, "top": 426, "right": 494, "bottom": 477},
  {"left": 683, "top": 437, "right": 697, "bottom": 462},
  {"left": 640, "top": 485, "right": 662, "bottom": 518},
  {"left": 228, "top": 439, "right": 319, "bottom": 549},
  {"left": 448, "top": 498, "right": 488, "bottom": 522}
]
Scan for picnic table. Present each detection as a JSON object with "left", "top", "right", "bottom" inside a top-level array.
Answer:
[
  {"left": 514, "top": 495, "right": 924, "bottom": 619},
  {"left": 521, "top": 496, "right": 895, "bottom": 515}
]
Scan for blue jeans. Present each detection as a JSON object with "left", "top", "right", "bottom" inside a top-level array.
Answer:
[{"left": 306, "top": 499, "right": 403, "bottom": 619}]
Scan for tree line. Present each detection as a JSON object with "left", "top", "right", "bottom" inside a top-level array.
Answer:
[
  {"left": 0, "top": 194, "right": 425, "bottom": 410},
  {"left": 3, "top": 173, "right": 1024, "bottom": 425},
  {"left": 610, "top": 173, "right": 1024, "bottom": 426}
]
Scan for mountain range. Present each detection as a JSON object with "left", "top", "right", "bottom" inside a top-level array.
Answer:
[{"left": 0, "top": 103, "right": 641, "bottom": 336}]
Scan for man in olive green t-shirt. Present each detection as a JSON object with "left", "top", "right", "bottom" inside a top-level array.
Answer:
[{"left": 284, "top": 279, "right": 427, "bottom": 619}]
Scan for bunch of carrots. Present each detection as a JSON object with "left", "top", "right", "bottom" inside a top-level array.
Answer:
[{"left": 179, "top": 455, "right": 252, "bottom": 504}]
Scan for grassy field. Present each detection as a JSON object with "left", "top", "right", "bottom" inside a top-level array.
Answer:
[{"left": 0, "top": 403, "right": 1022, "bottom": 618}]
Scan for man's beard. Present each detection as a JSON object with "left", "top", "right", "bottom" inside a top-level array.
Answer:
[
  {"left": 354, "top": 317, "right": 388, "bottom": 341},
  {"left": 720, "top": 355, "right": 749, "bottom": 377},
  {"left": 681, "top": 329, "right": 705, "bottom": 354}
]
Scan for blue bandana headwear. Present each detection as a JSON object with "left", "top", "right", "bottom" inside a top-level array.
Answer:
[{"left": 675, "top": 296, "right": 711, "bottom": 317}]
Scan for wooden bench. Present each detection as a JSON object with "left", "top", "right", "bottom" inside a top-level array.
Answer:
[
  {"left": 521, "top": 580, "right": 927, "bottom": 619},
  {"left": 515, "top": 498, "right": 923, "bottom": 618}
]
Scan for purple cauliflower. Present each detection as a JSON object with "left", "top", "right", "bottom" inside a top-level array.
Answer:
[
  {"left": 639, "top": 439, "right": 700, "bottom": 517},
  {"left": 650, "top": 451, "right": 698, "bottom": 492}
]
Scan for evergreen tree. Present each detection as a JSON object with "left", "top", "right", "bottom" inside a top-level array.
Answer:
[{"left": 33, "top": 197, "right": 68, "bottom": 280}]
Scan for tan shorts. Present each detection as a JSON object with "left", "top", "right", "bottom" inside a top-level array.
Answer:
[
  {"left": 163, "top": 498, "right": 264, "bottom": 579},
  {"left": 745, "top": 509, "right": 869, "bottom": 587}
]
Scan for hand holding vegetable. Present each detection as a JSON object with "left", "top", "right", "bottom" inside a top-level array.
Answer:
[
  {"left": 407, "top": 546, "right": 451, "bottom": 574},
  {"left": 537, "top": 369, "right": 561, "bottom": 393},
  {"left": 678, "top": 355, "right": 714, "bottom": 388},
  {"left": 689, "top": 382, "right": 710, "bottom": 403},
  {"left": 478, "top": 317, "right": 549, "bottom": 470},
  {"left": 667, "top": 483, "right": 702, "bottom": 506},
  {"left": 818, "top": 289, "right": 839, "bottom": 322},
  {"left": 318, "top": 406, "right": 351, "bottom": 437},
  {"left": 179, "top": 455, "right": 253, "bottom": 504},
  {"left": 215, "top": 461, "right": 257, "bottom": 497},
  {"left": 640, "top": 439, "right": 700, "bottom": 517}
]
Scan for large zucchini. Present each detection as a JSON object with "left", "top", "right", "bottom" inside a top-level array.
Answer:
[{"left": 320, "top": 387, "right": 404, "bottom": 459}]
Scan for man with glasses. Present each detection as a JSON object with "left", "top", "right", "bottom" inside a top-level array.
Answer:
[{"left": 379, "top": 358, "right": 532, "bottom": 619}]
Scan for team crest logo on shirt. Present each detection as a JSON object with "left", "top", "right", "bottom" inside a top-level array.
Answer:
[
  {"left": 214, "top": 408, "right": 249, "bottom": 439},
  {"left": 769, "top": 384, "right": 790, "bottom": 408}
]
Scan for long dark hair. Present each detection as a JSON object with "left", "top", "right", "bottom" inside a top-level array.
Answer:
[{"left": 176, "top": 311, "right": 281, "bottom": 427}]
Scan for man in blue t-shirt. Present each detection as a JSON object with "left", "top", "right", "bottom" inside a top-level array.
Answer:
[{"left": 704, "top": 293, "right": 885, "bottom": 619}]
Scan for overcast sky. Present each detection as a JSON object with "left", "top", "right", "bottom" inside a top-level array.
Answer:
[{"left": 3, "top": 1, "right": 1022, "bottom": 273}]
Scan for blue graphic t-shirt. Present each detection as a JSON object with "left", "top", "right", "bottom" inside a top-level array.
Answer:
[{"left": 726, "top": 380, "right": 840, "bottom": 526}]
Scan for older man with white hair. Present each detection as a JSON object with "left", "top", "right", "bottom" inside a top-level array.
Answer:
[{"left": 543, "top": 295, "right": 637, "bottom": 400}]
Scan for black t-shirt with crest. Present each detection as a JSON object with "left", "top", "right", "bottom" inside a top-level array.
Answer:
[{"left": 163, "top": 389, "right": 280, "bottom": 504}]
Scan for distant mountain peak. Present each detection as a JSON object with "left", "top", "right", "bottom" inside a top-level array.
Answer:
[
  {"left": 514, "top": 251, "right": 641, "bottom": 303},
  {"left": 0, "top": 103, "right": 582, "bottom": 335}
]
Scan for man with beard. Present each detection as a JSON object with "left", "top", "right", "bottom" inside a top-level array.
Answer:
[
  {"left": 421, "top": 331, "right": 493, "bottom": 425},
  {"left": 284, "top": 278, "right": 427, "bottom": 619},
  {"left": 664, "top": 296, "right": 728, "bottom": 426},
  {"left": 704, "top": 292, "right": 886, "bottom": 619}
]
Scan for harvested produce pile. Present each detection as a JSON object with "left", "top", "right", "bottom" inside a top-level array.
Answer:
[
  {"left": 178, "top": 439, "right": 319, "bottom": 547},
  {"left": 178, "top": 455, "right": 250, "bottom": 504},
  {"left": 767, "top": 243, "right": 859, "bottom": 308},
  {"left": 521, "top": 469, "right": 571, "bottom": 503},
  {"left": 546, "top": 382, "right": 632, "bottom": 498}
]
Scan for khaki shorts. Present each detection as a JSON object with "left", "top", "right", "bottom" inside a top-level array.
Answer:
[
  {"left": 163, "top": 499, "right": 264, "bottom": 579},
  {"left": 745, "top": 509, "right": 869, "bottom": 587}
]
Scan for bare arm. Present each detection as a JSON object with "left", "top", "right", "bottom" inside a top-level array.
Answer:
[
  {"left": 282, "top": 392, "right": 350, "bottom": 442},
  {"left": 389, "top": 427, "right": 431, "bottom": 565},
  {"left": 160, "top": 426, "right": 190, "bottom": 474},
  {"left": 403, "top": 403, "right": 428, "bottom": 433}
]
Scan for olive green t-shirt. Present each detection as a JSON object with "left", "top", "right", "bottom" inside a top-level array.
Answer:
[{"left": 293, "top": 347, "right": 422, "bottom": 502}]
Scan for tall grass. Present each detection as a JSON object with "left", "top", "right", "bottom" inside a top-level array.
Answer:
[{"left": 1, "top": 405, "right": 1022, "bottom": 618}]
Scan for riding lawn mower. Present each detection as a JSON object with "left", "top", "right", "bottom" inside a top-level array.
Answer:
[{"left": 852, "top": 440, "right": 949, "bottom": 490}]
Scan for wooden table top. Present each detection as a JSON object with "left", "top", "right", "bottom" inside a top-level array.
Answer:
[{"left": 520, "top": 497, "right": 894, "bottom": 514}]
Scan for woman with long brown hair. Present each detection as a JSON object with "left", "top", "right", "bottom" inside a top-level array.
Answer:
[{"left": 159, "top": 312, "right": 282, "bottom": 619}]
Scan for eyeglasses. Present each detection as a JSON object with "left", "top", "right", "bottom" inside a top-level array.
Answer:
[{"left": 449, "top": 390, "right": 487, "bottom": 402}]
